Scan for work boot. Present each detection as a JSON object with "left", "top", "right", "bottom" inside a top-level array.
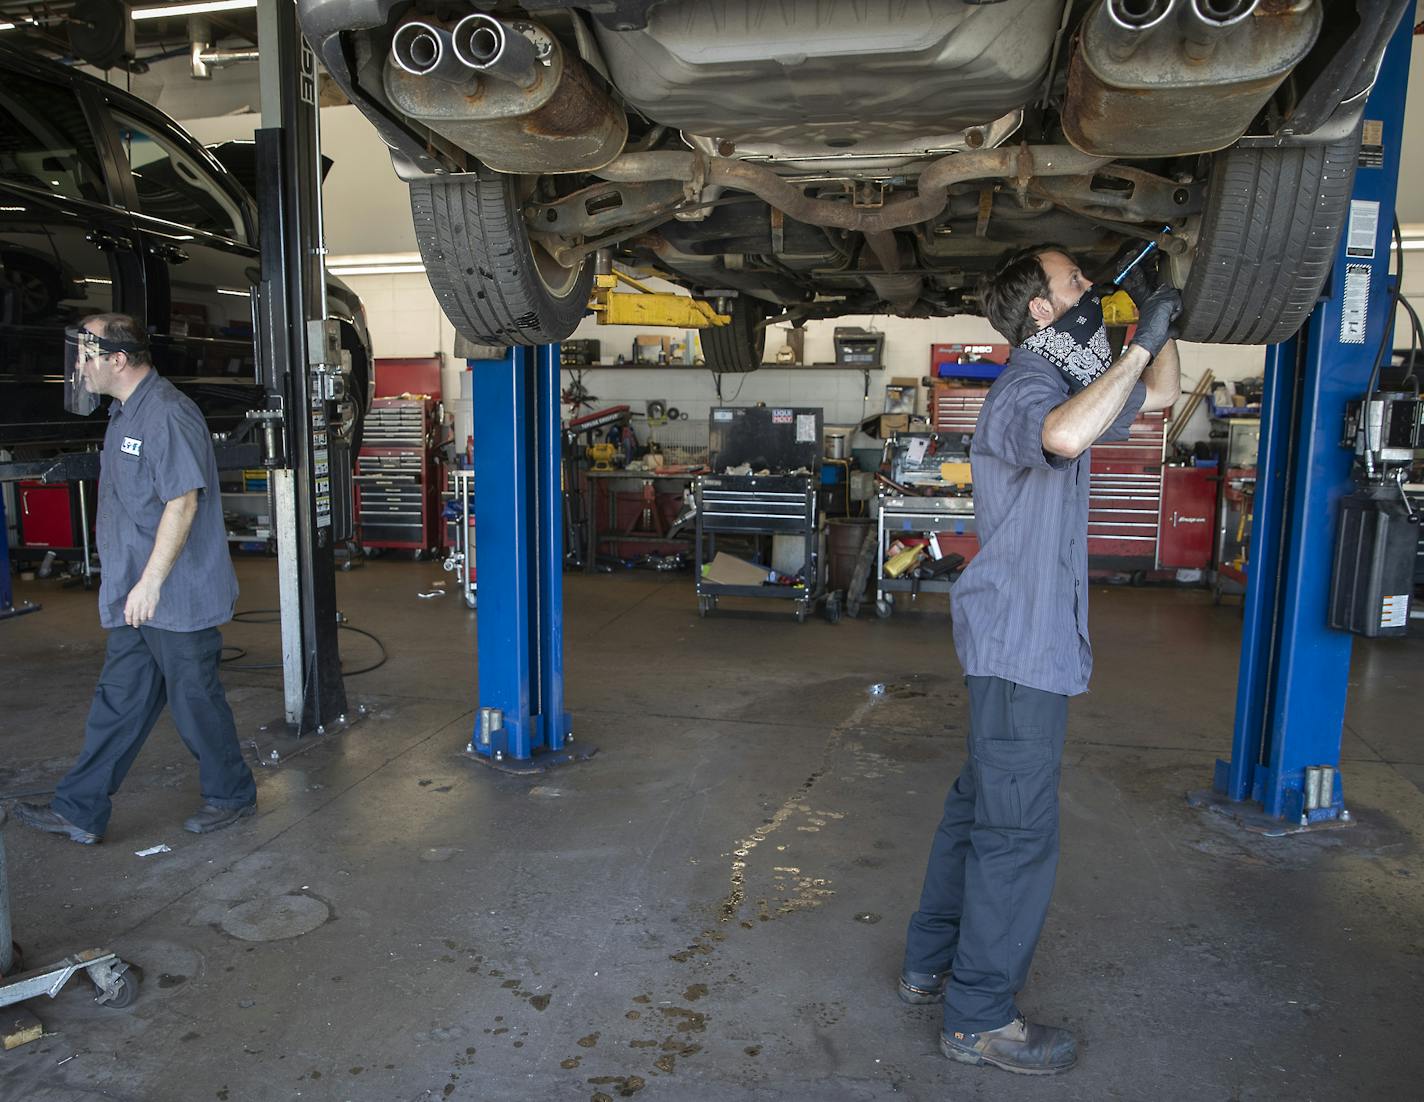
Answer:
[
  {"left": 183, "top": 802, "right": 256, "bottom": 834},
  {"left": 11, "top": 802, "right": 101, "bottom": 845},
  {"left": 897, "top": 969, "right": 949, "bottom": 1005},
  {"left": 940, "top": 1015, "right": 1078, "bottom": 1075}
]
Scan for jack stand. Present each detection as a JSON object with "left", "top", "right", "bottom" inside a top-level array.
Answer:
[
  {"left": 1201, "top": 13, "right": 1412, "bottom": 829},
  {"left": 465, "top": 346, "right": 595, "bottom": 774}
]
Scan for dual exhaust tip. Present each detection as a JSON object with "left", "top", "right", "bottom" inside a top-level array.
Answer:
[
  {"left": 391, "top": 13, "right": 540, "bottom": 87},
  {"left": 1107, "top": 0, "right": 1258, "bottom": 32}
]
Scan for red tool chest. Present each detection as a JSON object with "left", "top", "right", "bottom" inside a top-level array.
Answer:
[
  {"left": 355, "top": 398, "right": 446, "bottom": 554},
  {"left": 1158, "top": 466, "right": 1217, "bottom": 570},
  {"left": 933, "top": 383, "right": 1178, "bottom": 573},
  {"left": 1087, "top": 410, "right": 1167, "bottom": 568}
]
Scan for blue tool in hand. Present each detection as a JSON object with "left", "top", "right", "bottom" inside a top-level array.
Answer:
[{"left": 1114, "top": 225, "right": 1173, "bottom": 286}]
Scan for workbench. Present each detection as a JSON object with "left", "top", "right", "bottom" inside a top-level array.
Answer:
[{"left": 582, "top": 469, "right": 699, "bottom": 572}]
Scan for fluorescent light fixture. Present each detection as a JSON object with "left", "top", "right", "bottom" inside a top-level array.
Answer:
[
  {"left": 326, "top": 252, "right": 426, "bottom": 277},
  {"left": 131, "top": 0, "right": 257, "bottom": 21},
  {"left": 217, "top": 287, "right": 252, "bottom": 297},
  {"left": 327, "top": 264, "right": 427, "bottom": 276},
  {"left": 0, "top": 22, "right": 14, "bottom": 30}
]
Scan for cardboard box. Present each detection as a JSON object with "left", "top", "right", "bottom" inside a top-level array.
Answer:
[
  {"left": 878, "top": 413, "right": 910, "bottom": 436},
  {"left": 884, "top": 377, "right": 921, "bottom": 415},
  {"left": 703, "top": 552, "right": 771, "bottom": 586}
]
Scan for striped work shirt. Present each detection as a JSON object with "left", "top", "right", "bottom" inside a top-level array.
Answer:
[{"left": 950, "top": 347, "right": 1146, "bottom": 697}]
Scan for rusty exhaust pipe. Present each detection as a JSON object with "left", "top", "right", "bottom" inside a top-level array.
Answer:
[
  {"left": 593, "top": 146, "right": 1111, "bottom": 235},
  {"left": 391, "top": 20, "right": 471, "bottom": 83},
  {"left": 452, "top": 13, "right": 541, "bottom": 90}
]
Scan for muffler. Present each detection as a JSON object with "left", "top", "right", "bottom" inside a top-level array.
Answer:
[
  {"left": 1063, "top": 0, "right": 1319, "bottom": 157},
  {"left": 383, "top": 16, "right": 626, "bottom": 174}
]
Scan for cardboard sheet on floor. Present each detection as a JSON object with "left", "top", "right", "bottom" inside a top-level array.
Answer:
[{"left": 702, "top": 552, "right": 771, "bottom": 586}]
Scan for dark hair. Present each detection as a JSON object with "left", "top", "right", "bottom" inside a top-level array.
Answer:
[
  {"left": 979, "top": 244, "right": 1071, "bottom": 346},
  {"left": 87, "top": 313, "right": 153, "bottom": 367}
]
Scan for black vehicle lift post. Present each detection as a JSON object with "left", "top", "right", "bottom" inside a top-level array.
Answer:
[{"left": 253, "top": 0, "right": 349, "bottom": 733}]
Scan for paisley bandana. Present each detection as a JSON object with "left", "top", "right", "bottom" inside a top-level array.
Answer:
[{"left": 1020, "top": 291, "right": 1113, "bottom": 392}]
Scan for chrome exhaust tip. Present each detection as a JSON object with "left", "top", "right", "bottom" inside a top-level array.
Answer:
[
  {"left": 1187, "top": 0, "right": 1258, "bottom": 28},
  {"left": 391, "top": 20, "right": 469, "bottom": 82},
  {"left": 452, "top": 14, "right": 541, "bottom": 89},
  {"left": 1105, "top": 0, "right": 1177, "bottom": 31}
]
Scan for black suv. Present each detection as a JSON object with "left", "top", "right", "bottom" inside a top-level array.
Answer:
[{"left": 0, "top": 45, "right": 371, "bottom": 452}]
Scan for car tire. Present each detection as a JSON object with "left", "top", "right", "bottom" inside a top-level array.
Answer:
[
  {"left": 702, "top": 295, "right": 767, "bottom": 373},
  {"left": 409, "top": 170, "right": 593, "bottom": 346},
  {"left": 1177, "top": 127, "right": 1361, "bottom": 344}
]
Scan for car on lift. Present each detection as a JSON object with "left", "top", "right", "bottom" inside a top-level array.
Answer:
[
  {"left": 0, "top": 45, "right": 372, "bottom": 455},
  {"left": 297, "top": 0, "right": 1406, "bottom": 371}
]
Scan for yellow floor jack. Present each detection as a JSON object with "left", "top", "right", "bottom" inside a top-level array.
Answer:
[{"left": 0, "top": 809, "right": 140, "bottom": 1047}]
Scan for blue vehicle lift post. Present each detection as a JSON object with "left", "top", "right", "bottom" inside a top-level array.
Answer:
[
  {"left": 466, "top": 345, "right": 590, "bottom": 771},
  {"left": 1210, "top": 13, "right": 1413, "bottom": 827}
]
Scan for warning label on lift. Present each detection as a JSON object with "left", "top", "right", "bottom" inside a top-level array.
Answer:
[
  {"left": 1341, "top": 265, "right": 1370, "bottom": 344},
  {"left": 1346, "top": 199, "right": 1379, "bottom": 258},
  {"left": 1381, "top": 594, "right": 1409, "bottom": 629},
  {"left": 1359, "top": 119, "right": 1384, "bottom": 168}
]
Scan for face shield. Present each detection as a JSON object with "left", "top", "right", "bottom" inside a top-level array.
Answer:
[
  {"left": 63, "top": 325, "right": 148, "bottom": 415},
  {"left": 63, "top": 326, "right": 104, "bottom": 416}
]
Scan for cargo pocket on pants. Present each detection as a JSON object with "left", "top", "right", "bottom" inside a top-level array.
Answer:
[{"left": 973, "top": 734, "right": 1055, "bottom": 832}]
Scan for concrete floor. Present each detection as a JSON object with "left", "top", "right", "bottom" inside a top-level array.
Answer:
[{"left": 0, "top": 558, "right": 1420, "bottom": 1101}]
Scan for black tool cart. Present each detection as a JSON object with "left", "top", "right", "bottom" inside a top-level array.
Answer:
[{"left": 694, "top": 406, "right": 827, "bottom": 621}]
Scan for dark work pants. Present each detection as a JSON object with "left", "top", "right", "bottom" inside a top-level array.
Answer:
[
  {"left": 52, "top": 625, "right": 256, "bottom": 837},
  {"left": 903, "top": 675, "right": 1068, "bottom": 1033}
]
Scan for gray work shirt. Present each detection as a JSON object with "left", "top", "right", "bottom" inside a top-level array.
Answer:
[
  {"left": 950, "top": 348, "right": 1146, "bottom": 697},
  {"left": 97, "top": 370, "right": 238, "bottom": 632}
]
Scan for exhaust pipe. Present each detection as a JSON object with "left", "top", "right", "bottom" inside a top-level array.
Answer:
[
  {"left": 1105, "top": 0, "right": 1177, "bottom": 31},
  {"left": 452, "top": 14, "right": 542, "bottom": 90},
  {"left": 391, "top": 20, "right": 470, "bottom": 83},
  {"left": 383, "top": 16, "right": 627, "bottom": 174},
  {"left": 1181, "top": 0, "right": 1259, "bottom": 59},
  {"left": 1186, "top": 0, "right": 1257, "bottom": 28}
]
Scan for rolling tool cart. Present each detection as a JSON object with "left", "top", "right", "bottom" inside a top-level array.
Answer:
[
  {"left": 694, "top": 405, "right": 827, "bottom": 621},
  {"left": 873, "top": 494, "right": 975, "bottom": 618},
  {"left": 694, "top": 474, "right": 822, "bottom": 621}
]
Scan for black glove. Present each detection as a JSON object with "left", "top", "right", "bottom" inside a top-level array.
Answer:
[
  {"left": 1099, "top": 239, "right": 1161, "bottom": 306},
  {"left": 1130, "top": 285, "right": 1182, "bottom": 359}
]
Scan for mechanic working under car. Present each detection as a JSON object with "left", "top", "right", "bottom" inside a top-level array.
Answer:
[
  {"left": 898, "top": 245, "right": 1182, "bottom": 1075},
  {"left": 11, "top": 314, "right": 256, "bottom": 845}
]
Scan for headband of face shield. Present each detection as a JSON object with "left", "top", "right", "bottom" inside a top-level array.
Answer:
[{"left": 63, "top": 325, "right": 148, "bottom": 416}]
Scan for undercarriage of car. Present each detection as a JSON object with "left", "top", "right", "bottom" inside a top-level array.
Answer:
[{"left": 298, "top": 0, "right": 1408, "bottom": 366}]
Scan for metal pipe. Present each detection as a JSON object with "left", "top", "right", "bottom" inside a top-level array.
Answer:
[
  {"left": 1180, "top": 0, "right": 1259, "bottom": 59},
  {"left": 391, "top": 19, "right": 471, "bottom": 83},
  {"left": 452, "top": 14, "right": 540, "bottom": 90},
  {"left": 1188, "top": 0, "right": 1257, "bottom": 27},
  {"left": 1106, "top": 0, "right": 1177, "bottom": 31},
  {"left": 593, "top": 146, "right": 1111, "bottom": 235}
]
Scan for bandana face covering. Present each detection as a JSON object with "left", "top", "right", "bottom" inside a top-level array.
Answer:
[{"left": 1020, "top": 290, "right": 1113, "bottom": 391}]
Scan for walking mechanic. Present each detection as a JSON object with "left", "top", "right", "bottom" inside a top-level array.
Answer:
[{"left": 14, "top": 313, "right": 256, "bottom": 845}]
